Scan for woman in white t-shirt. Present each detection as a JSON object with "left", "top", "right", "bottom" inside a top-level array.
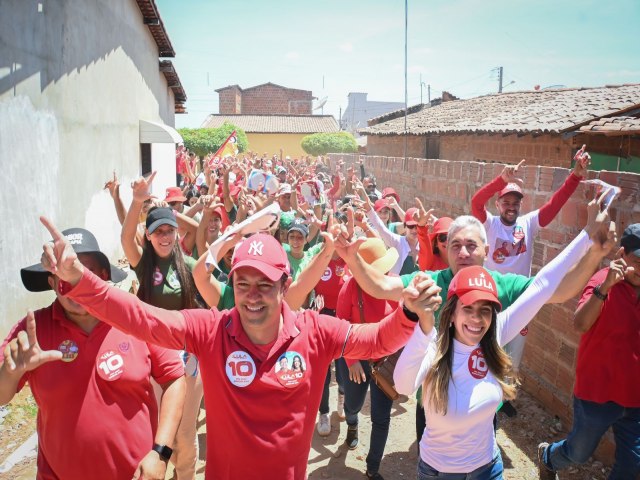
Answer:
[{"left": 394, "top": 221, "right": 597, "bottom": 479}]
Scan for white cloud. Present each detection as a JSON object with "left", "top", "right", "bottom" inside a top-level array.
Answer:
[
  {"left": 285, "top": 51, "right": 299, "bottom": 60},
  {"left": 339, "top": 42, "right": 353, "bottom": 53}
]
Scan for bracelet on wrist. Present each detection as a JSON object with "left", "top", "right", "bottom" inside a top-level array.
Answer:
[
  {"left": 402, "top": 304, "right": 420, "bottom": 322},
  {"left": 593, "top": 283, "right": 608, "bottom": 301}
]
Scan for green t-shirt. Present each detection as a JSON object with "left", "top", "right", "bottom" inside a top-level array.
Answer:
[
  {"left": 283, "top": 243, "right": 323, "bottom": 280},
  {"left": 134, "top": 255, "right": 197, "bottom": 311},
  {"left": 217, "top": 280, "right": 236, "bottom": 310},
  {"left": 401, "top": 268, "right": 535, "bottom": 325}
]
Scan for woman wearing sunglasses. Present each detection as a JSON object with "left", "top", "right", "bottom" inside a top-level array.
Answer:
[{"left": 395, "top": 202, "right": 612, "bottom": 479}]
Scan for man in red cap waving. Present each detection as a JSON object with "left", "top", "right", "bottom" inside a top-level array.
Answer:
[{"left": 35, "top": 218, "right": 440, "bottom": 480}]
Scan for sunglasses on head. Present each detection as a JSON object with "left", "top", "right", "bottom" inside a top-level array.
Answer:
[{"left": 437, "top": 233, "right": 448, "bottom": 243}]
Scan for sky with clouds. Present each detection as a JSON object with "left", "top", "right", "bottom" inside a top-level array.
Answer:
[{"left": 156, "top": 0, "right": 640, "bottom": 129}]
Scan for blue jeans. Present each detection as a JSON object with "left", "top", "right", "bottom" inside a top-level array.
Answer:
[
  {"left": 319, "top": 360, "right": 345, "bottom": 415},
  {"left": 417, "top": 451, "right": 503, "bottom": 479},
  {"left": 337, "top": 358, "right": 393, "bottom": 474},
  {"left": 543, "top": 396, "right": 640, "bottom": 479}
]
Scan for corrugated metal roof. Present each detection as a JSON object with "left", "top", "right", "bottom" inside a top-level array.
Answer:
[
  {"left": 360, "top": 84, "right": 640, "bottom": 136},
  {"left": 200, "top": 115, "right": 339, "bottom": 133}
]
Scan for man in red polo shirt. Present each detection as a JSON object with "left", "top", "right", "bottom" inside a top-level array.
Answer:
[
  {"left": 37, "top": 218, "right": 440, "bottom": 480},
  {"left": 0, "top": 228, "right": 185, "bottom": 480},
  {"left": 538, "top": 223, "right": 640, "bottom": 480}
]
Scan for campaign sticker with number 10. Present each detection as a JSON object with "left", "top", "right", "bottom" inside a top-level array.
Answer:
[{"left": 226, "top": 351, "right": 256, "bottom": 387}]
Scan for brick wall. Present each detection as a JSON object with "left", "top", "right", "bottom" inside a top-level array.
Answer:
[
  {"left": 367, "top": 132, "right": 582, "bottom": 168},
  {"left": 328, "top": 152, "right": 640, "bottom": 464},
  {"left": 241, "top": 84, "right": 312, "bottom": 115},
  {"left": 219, "top": 86, "right": 241, "bottom": 114}
]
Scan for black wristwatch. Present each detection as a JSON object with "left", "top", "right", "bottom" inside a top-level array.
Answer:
[
  {"left": 593, "top": 284, "right": 608, "bottom": 301},
  {"left": 402, "top": 304, "right": 420, "bottom": 322},
  {"left": 152, "top": 443, "right": 173, "bottom": 461}
]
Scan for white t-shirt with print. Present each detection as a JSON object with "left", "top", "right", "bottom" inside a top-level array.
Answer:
[{"left": 483, "top": 210, "right": 540, "bottom": 276}]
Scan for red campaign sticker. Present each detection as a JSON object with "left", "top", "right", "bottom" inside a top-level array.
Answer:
[
  {"left": 468, "top": 348, "right": 488, "bottom": 379},
  {"left": 96, "top": 350, "right": 125, "bottom": 381},
  {"left": 58, "top": 340, "right": 79, "bottom": 363},
  {"left": 520, "top": 327, "right": 528, "bottom": 336},
  {"left": 225, "top": 351, "right": 256, "bottom": 388},
  {"left": 275, "top": 351, "right": 307, "bottom": 388},
  {"left": 321, "top": 267, "right": 332, "bottom": 282},
  {"left": 512, "top": 225, "right": 525, "bottom": 241},
  {"left": 335, "top": 265, "right": 345, "bottom": 277}
]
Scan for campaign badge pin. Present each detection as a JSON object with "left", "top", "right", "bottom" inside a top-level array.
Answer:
[
  {"left": 468, "top": 348, "right": 488, "bottom": 380},
  {"left": 58, "top": 340, "right": 79, "bottom": 363},
  {"left": 275, "top": 351, "right": 307, "bottom": 388},
  {"left": 96, "top": 350, "right": 125, "bottom": 381},
  {"left": 153, "top": 267, "right": 164, "bottom": 287},
  {"left": 225, "top": 351, "right": 256, "bottom": 387}
]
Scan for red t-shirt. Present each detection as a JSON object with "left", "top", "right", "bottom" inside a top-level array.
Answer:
[
  {"left": 336, "top": 276, "right": 399, "bottom": 365},
  {"left": 0, "top": 301, "right": 184, "bottom": 480},
  {"left": 313, "top": 257, "right": 347, "bottom": 310},
  {"left": 574, "top": 268, "right": 640, "bottom": 406},
  {"left": 62, "top": 268, "right": 417, "bottom": 480}
]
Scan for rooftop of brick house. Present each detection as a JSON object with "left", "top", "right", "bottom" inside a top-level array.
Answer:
[
  {"left": 579, "top": 115, "right": 640, "bottom": 135},
  {"left": 215, "top": 82, "right": 312, "bottom": 95},
  {"left": 200, "top": 114, "right": 339, "bottom": 133},
  {"left": 360, "top": 84, "right": 640, "bottom": 136}
]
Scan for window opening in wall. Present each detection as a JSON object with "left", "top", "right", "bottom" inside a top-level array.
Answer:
[{"left": 141, "top": 143, "right": 152, "bottom": 176}]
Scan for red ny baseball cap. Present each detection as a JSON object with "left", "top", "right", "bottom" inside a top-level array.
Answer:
[
  {"left": 228, "top": 233, "right": 291, "bottom": 281},
  {"left": 498, "top": 183, "right": 523, "bottom": 199},
  {"left": 447, "top": 265, "right": 502, "bottom": 311}
]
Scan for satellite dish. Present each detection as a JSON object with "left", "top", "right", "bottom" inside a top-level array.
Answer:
[{"left": 313, "top": 96, "right": 328, "bottom": 110}]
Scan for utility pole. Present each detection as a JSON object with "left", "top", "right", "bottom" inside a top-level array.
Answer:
[
  {"left": 498, "top": 66, "right": 504, "bottom": 93},
  {"left": 339, "top": 106, "right": 342, "bottom": 130},
  {"left": 428, "top": 84, "right": 431, "bottom": 104},
  {"left": 403, "top": 0, "right": 408, "bottom": 161}
]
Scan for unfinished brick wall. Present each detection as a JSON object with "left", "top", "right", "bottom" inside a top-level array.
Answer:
[
  {"left": 241, "top": 84, "right": 312, "bottom": 115},
  {"left": 218, "top": 86, "right": 242, "bottom": 114},
  {"left": 328, "top": 152, "right": 640, "bottom": 463}
]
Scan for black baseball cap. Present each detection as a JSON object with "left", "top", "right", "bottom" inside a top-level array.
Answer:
[
  {"left": 20, "top": 228, "right": 127, "bottom": 292},
  {"left": 146, "top": 207, "right": 178, "bottom": 234},
  {"left": 288, "top": 219, "right": 309, "bottom": 238},
  {"left": 621, "top": 224, "right": 640, "bottom": 257}
]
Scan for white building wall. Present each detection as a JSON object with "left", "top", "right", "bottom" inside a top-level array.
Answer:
[{"left": 0, "top": 0, "right": 178, "bottom": 337}]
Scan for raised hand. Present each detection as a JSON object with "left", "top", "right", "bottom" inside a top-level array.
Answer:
[
  {"left": 402, "top": 272, "right": 442, "bottom": 334},
  {"left": 573, "top": 144, "right": 591, "bottom": 178},
  {"left": 131, "top": 171, "right": 157, "bottom": 203},
  {"left": 2, "top": 311, "right": 63, "bottom": 375},
  {"left": 501, "top": 159, "right": 526, "bottom": 184},
  {"left": 414, "top": 197, "right": 436, "bottom": 228},
  {"left": 601, "top": 250, "right": 632, "bottom": 294},
  {"left": 40, "top": 216, "right": 84, "bottom": 285},
  {"left": 103, "top": 171, "right": 120, "bottom": 199}
]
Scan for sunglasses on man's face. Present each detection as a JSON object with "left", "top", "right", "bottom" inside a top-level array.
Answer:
[
  {"left": 168, "top": 201, "right": 182, "bottom": 207},
  {"left": 437, "top": 234, "right": 448, "bottom": 243},
  {"left": 405, "top": 224, "right": 417, "bottom": 229}
]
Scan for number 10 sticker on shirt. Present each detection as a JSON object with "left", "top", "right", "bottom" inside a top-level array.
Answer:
[
  {"left": 226, "top": 351, "right": 257, "bottom": 387},
  {"left": 275, "top": 351, "right": 307, "bottom": 388},
  {"left": 97, "top": 350, "right": 125, "bottom": 381}
]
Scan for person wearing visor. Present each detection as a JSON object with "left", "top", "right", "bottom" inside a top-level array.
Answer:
[
  {"left": 394, "top": 207, "right": 612, "bottom": 479},
  {"left": 0, "top": 228, "right": 185, "bottom": 480}
]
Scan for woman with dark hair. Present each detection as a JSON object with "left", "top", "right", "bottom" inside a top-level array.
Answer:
[
  {"left": 292, "top": 355, "right": 305, "bottom": 373},
  {"left": 395, "top": 210, "right": 605, "bottom": 479},
  {"left": 122, "top": 173, "right": 205, "bottom": 480}
]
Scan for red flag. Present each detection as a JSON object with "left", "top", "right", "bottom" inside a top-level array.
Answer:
[{"left": 209, "top": 131, "right": 238, "bottom": 168}]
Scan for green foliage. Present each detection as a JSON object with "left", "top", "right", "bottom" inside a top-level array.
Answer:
[
  {"left": 300, "top": 132, "right": 358, "bottom": 156},
  {"left": 178, "top": 123, "right": 248, "bottom": 158}
]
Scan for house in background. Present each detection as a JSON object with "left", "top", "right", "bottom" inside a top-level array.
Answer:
[
  {"left": 200, "top": 114, "right": 339, "bottom": 158},
  {"left": 0, "top": 0, "right": 186, "bottom": 338},
  {"left": 341, "top": 92, "right": 404, "bottom": 137},
  {"left": 360, "top": 84, "right": 640, "bottom": 172},
  {"left": 216, "top": 82, "right": 314, "bottom": 115}
]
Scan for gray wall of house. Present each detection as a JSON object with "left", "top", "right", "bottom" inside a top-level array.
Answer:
[
  {"left": 341, "top": 92, "right": 404, "bottom": 137},
  {"left": 0, "top": 0, "right": 177, "bottom": 338}
]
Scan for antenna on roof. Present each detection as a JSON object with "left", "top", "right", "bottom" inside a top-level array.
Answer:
[{"left": 313, "top": 96, "right": 328, "bottom": 112}]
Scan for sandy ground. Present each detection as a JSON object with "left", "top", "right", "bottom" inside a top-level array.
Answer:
[{"left": 1, "top": 378, "right": 612, "bottom": 480}]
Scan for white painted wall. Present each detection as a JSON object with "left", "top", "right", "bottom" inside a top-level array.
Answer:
[{"left": 0, "top": 0, "right": 180, "bottom": 337}]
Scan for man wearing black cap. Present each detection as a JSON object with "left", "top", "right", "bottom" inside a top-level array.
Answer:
[
  {"left": 0, "top": 228, "right": 186, "bottom": 480},
  {"left": 538, "top": 223, "right": 640, "bottom": 480}
]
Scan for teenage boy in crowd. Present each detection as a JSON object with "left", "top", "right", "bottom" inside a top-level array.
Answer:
[
  {"left": 37, "top": 217, "right": 442, "bottom": 480},
  {"left": 0, "top": 228, "right": 185, "bottom": 480}
]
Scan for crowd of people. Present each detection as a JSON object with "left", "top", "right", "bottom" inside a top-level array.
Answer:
[{"left": 1, "top": 145, "right": 638, "bottom": 480}]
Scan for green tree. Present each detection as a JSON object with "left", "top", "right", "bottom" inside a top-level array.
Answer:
[
  {"left": 178, "top": 123, "right": 249, "bottom": 158},
  {"left": 300, "top": 132, "right": 358, "bottom": 156}
]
